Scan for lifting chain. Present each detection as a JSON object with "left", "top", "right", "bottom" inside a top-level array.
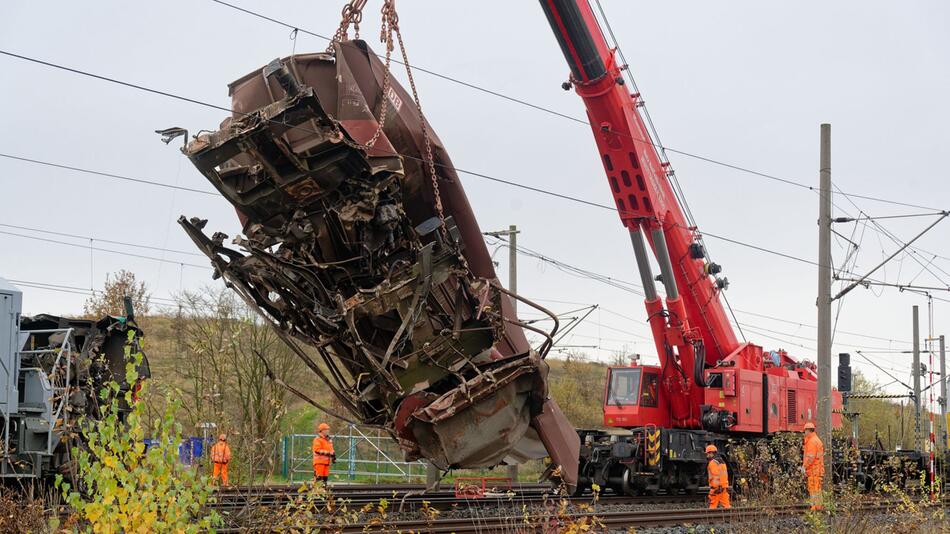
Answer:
[
  {"left": 326, "top": 0, "right": 367, "bottom": 53},
  {"left": 361, "top": 1, "right": 396, "bottom": 149},
  {"left": 327, "top": 0, "right": 446, "bottom": 233},
  {"left": 382, "top": 0, "right": 447, "bottom": 232}
]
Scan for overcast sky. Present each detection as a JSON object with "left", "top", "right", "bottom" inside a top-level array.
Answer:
[{"left": 1, "top": 1, "right": 948, "bottom": 398}]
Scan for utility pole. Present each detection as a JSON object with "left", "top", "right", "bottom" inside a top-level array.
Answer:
[
  {"left": 486, "top": 225, "right": 521, "bottom": 483},
  {"left": 509, "top": 224, "right": 518, "bottom": 314},
  {"left": 506, "top": 224, "right": 519, "bottom": 483},
  {"left": 816, "top": 123, "right": 833, "bottom": 488},
  {"left": 940, "top": 335, "right": 947, "bottom": 453},
  {"left": 913, "top": 305, "right": 921, "bottom": 450}
]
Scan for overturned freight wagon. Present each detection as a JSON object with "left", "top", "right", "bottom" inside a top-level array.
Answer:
[{"left": 174, "top": 40, "right": 579, "bottom": 488}]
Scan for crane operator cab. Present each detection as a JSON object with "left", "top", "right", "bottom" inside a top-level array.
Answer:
[{"left": 603, "top": 365, "right": 667, "bottom": 428}]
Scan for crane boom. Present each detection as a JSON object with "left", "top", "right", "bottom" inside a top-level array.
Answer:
[{"left": 540, "top": 0, "right": 739, "bottom": 427}]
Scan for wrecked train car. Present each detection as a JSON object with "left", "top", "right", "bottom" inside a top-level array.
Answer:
[
  {"left": 0, "top": 277, "right": 149, "bottom": 478},
  {"left": 176, "top": 40, "right": 579, "bottom": 487}
]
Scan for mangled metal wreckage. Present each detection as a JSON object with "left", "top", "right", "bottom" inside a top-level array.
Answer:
[{"left": 175, "top": 40, "right": 579, "bottom": 488}]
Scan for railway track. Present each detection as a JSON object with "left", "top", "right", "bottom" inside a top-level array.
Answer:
[
  {"left": 215, "top": 497, "right": 949, "bottom": 533},
  {"left": 213, "top": 482, "right": 544, "bottom": 505},
  {"left": 215, "top": 484, "right": 950, "bottom": 534},
  {"left": 211, "top": 482, "right": 704, "bottom": 513}
]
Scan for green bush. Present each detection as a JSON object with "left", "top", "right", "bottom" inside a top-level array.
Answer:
[{"left": 56, "top": 334, "right": 221, "bottom": 533}]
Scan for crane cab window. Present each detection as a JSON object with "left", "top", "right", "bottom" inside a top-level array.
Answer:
[
  {"left": 641, "top": 372, "right": 659, "bottom": 407},
  {"left": 606, "top": 368, "right": 642, "bottom": 406}
]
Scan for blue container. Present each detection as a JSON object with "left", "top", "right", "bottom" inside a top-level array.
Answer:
[
  {"left": 178, "top": 442, "right": 192, "bottom": 464},
  {"left": 176, "top": 437, "right": 209, "bottom": 465},
  {"left": 190, "top": 437, "right": 205, "bottom": 459},
  {"left": 143, "top": 438, "right": 159, "bottom": 450}
]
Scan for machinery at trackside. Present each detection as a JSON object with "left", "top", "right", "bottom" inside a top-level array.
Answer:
[
  {"left": 0, "top": 277, "right": 150, "bottom": 479},
  {"left": 538, "top": 0, "right": 845, "bottom": 495}
]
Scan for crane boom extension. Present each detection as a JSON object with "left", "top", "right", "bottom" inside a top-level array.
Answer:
[{"left": 540, "top": 0, "right": 738, "bottom": 428}]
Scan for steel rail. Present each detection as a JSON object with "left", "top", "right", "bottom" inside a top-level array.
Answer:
[
  {"left": 210, "top": 489, "right": 702, "bottom": 512},
  {"left": 213, "top": 496, "right": 949, "bottom": 533}
]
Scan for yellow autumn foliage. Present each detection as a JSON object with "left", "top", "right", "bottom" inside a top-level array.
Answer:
[{"left": 56, "top": 333, "right": 221, "bottom": 533}]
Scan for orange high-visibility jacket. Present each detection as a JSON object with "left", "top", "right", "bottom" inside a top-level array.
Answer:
[
  {"left": 707, "top": 457, "right": 729, "bottom": 489},
  {"left": 312, "top": 436, "right": 335, "bottom": 466},
  {"left": 210, "top": 441, "right": 232, "bottom": 464},
  {"left": 803, "top": 433, "right": 825, "bottom": 476}
]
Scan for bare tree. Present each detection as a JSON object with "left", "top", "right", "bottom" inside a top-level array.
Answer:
[
  {"left": 83, "top": 269, "right": 151, "bottom": 318},
  {"left": 176, "top": 287, "right": 304, "bottom": 482},
  {"left": 608, "top": 345, "right": 643, "bottom": 367}
]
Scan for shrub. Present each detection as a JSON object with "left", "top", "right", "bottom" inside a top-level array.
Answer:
[{"left": 56, "top": 334, "right": 221, "bottom": 533}]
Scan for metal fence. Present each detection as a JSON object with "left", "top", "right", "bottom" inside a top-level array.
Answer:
[{"left": 281, "top": 426, "right": 427, "bottom": 482}]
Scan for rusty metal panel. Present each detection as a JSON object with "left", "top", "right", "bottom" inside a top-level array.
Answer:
[{"left": 176, "top": 40, "right": 578, "bottom": 489}]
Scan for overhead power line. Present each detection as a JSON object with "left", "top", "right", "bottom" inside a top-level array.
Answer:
[
  {"left": 836, "top": 212, "right": 945, "bottom": 223},
  {"left": 1, "top": 47, "right": 946, "bottom": 290},
  {"left": 0, "top": 222, "right": 206, "bottom": 257},
  {"left": 4, "top": 219, "right": 905, "bottom": 355},
  {"left": 6, "top": 276, "right": 906, "bottom": 386},
  {"left": 207, "top": 0, "right": 583, "bottom": 125},
  {"left": 3, "top": 148, "right": 836, "bottom": 276},
  {"left": 832, "top": 212, "right": 949, "bottom": 301},
  {"left": 728, "top": 308, "right": 909, "bottom": 344},
  {"left": 0, "top": 153, "right": 217, "bottom": 196},
  {"left": 484, "top": 236, "right": 912, "bottom": 349},
  {"left": 8, "top": 278, "right": 179, "bottom": 305},
  {"left": 205, "top": 1, "right": 945, "bottom": 214},
  {"left": 833, "top": 184, "right": 950, "bottom": 289},
  {"left": 0, "top": 191, "right": 904, "bottom": 348},
  {"left": 0, "top": 48, "right": 943, "bottom": 355},
  {"left": 2, "top": 47, "right": 945, "bottom": 217},
  {"left": 0, "top": 229, "right": 209, "bottom": 269},
  {"left": 6, "top": 147, "right": 934, "bottom": 293}
]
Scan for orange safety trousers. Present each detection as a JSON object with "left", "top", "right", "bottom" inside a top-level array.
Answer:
[
  {"left": 707, "top": 458, "right": 731, "bottom": 509},
  {"left": 708, "top": 489, "right": 731, "bottom": 509},
  {"left": 807, "top": 474, "right": 823, "bottom": 510},
  {"left": 212, "top": 462, "right": 229, "bottom": 486},
  {"left": 803, "top": 433, "right": 824, "bottom": 510},
  {"left": 312, "top": 435, "right": 334, "bottom": 479}
]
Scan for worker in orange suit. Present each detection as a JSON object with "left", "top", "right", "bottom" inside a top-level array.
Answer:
[
  {"left": 801, "top": 422, "right": 825, "bottom": 510},
  {"left": 312, "top": 423, "right": 336, "bottom": 483},
  {"left": 210, "top": 433, "right": 232, "bottom": 486},
  {"left": 705, "top": 444, "right": 731, "bottom": 509}
]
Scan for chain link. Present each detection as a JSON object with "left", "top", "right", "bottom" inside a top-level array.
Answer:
[
  {"left": 402, "top": 57, "right": 445, "bottom": 229},
  {"left": 328, "top": 0, "right": 447, "bottom": 232},
  {"left": 384, "top": 1, "right": 446, "bottom": 230},
  {"left": 361, "top": 2, "right": 396, "bottom": 149},
  {"left": 326, "top": 0, "right": 367, "bottom": 53}
]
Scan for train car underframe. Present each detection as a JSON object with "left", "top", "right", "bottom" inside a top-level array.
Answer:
[
  {"left": 575, "top": 427, "right": 941, "bottom": 496},
  {"left": 575, "top": 427, "right": 720, "bottom": 496}
]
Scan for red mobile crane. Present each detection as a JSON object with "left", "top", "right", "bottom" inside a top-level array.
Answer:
[{"left": 539, "top": 0, "right": 841, "bottom": 494}]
